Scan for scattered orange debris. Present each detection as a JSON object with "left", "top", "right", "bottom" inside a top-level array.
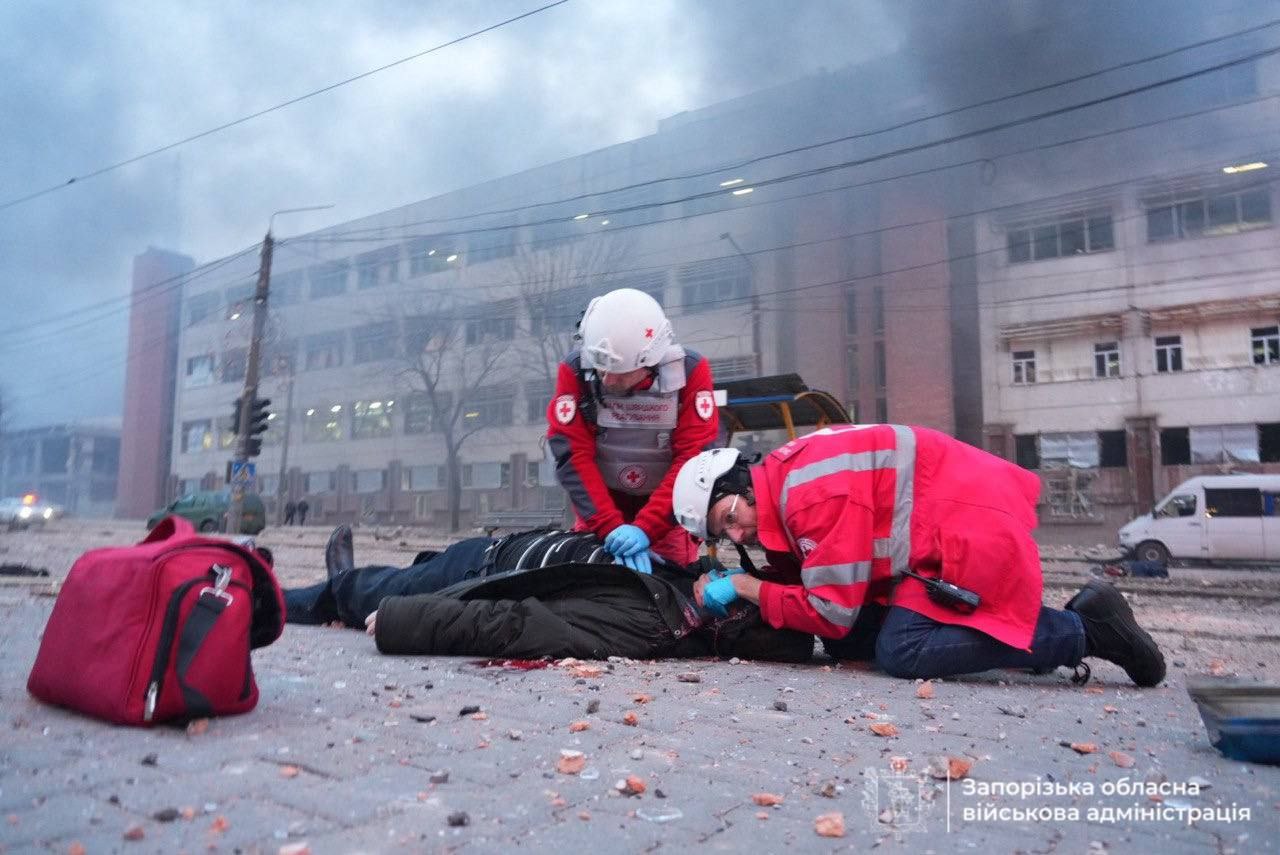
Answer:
[
  {"left": 568, "top": 721, "right": 591, "bottom": 733},
  {"left": 122, "top": 824, "right": 145, "bottom": 841},
  {"left": 869, "top": 722, "right": 899, "bottom": 737},
  {"left": 621, "top": 775, "right": 646, "bottom": 796},
  {"left": 1109, "top": 751, "right": 1135, "bottom": 768},
  {"left": 470, "top": 711, "right": 489, "bottom": 721},
  {"left": 814, "top": 812, "right": 845, "bottom": 838},
  {"left": 557, "top": 750, "right": 586, "bottom": 775},
  {"left": 632, "top": 693, "right": 654, "bottom": 704},
  {"left": 186, "top": 718, "right": 209, "bottom": 736},
  {"left": 279, "top": 765, "right": 300, "bottom": 778},
  {"left": 68, "top": 842, "right": 87, "bottom": 855},
  {"left": 915, "top": 682, "right": 934, "bottom": 699},
  {"left": 622, "top": 711, "right": 639, "bottom": 726},
  {"left": 752, "top": 793, "right": 784, "bottom": 806},
  {"left": 1069, "top": 742, "right": 1098, "bottom": 755},
  {"left": 209, "top": 815, "right": 230, "bottom": 833}
]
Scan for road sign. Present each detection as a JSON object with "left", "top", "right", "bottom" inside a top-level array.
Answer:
[{"left": 230, "top": 461, "right": 257, "bottom": 489}]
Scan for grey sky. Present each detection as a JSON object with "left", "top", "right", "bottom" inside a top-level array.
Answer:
[
  {"left": 0, "top": 0, "right": 1266, "bottom": 428},
  {"left": 0, "top": 0, "right": 902, "bottom": 428}
]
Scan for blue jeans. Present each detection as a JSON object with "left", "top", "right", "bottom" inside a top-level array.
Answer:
[
  {"left": 284, "top": 537, "right": 494, "bottom": 628},
  {"left": 823, "top": 604, "right": 1086, "bottom": 679}
]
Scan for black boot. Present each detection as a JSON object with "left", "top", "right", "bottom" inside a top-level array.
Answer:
[
  {"left": 1065, "top": 580, "right": 1166, "bottom": 687},
  {"left": 325, "top": 524, "right": 355, "bottom": 580}
]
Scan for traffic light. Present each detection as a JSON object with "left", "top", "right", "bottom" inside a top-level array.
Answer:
[
  {"left": 230, "top": 397, "right": 246, "bottom": 431},
  {"left": 245, "top": 397, "right": 272, "bottom": 458}
]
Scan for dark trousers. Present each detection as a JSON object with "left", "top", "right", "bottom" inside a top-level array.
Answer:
[
  {"left": 284, "top": 537, "right": 494, "bottom": 628},
  {"left": 823, "top": 603, "right": 1086, "bottom": 679}
]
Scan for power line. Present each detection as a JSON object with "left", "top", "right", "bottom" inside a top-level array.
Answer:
[
  {"left": 0, "top": 0, "right": 571, "bottom": 213},
  {"left": 306, "top": 39, "right": 1280, "bottom": 238}
]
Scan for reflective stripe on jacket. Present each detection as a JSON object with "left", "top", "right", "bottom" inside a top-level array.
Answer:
[{"left": 752, "top": 424, "right": 1044, "bottom": 651}]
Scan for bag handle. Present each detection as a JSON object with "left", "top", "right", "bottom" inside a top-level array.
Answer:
[{"left": 140, "top": 515, "right": 196, "bottom": 544}]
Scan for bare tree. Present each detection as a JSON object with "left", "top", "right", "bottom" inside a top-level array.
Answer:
[
  {"left": 510, "top": 235, "right": 635, "bottom": 386},
  {"left": 392, "top": 297, "right": 516, "bottom": 531}
]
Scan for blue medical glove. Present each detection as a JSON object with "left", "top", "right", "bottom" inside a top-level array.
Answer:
[
  {"left": 702, "top": 575, "right": 739, "bottom": 617},
  {"left": 604, "top": 524, "right": 650, "bottom": 557},
  {"left": 621, "top": 550, "right": 653, "bottom": 574}
]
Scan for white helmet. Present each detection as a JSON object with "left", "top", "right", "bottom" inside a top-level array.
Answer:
[
  {"left": 577, "top": 288, "right": 673, "bottom": 373},
  {"left": 672, "top": 447, "right": 742, "bottom": 541}
]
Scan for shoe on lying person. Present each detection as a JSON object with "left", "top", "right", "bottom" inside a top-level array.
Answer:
[
  {"left": 1065, "top": 579, "right": 1166, "bottom": 687},
  {"left": 325, "top": 524, "right": 355, "bottom": 579}
]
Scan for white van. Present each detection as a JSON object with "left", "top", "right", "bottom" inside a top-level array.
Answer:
[{"left": 1118, "top": 475, "right": 1280, "bottom": 564}]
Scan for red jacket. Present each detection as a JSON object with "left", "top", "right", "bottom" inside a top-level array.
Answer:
[
  {"left": 547, "top": 349, "right": 719, "bottom": 547},
  {"left": 751, "top": 425, "right": 1044, "bottom": 651}
]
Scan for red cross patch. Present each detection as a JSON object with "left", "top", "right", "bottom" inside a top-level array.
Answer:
[
  {"left": 619, "top": 465, "right": 648, "bottom": 489},
  {"left": 694, "top": 390, "right": 715, "bottom": 421},
  {"left": 554, "top": 394, "right": 576, "bottom": 425},
  {"left": 644, "top": 328, "right": 654, "bottom": 338}
]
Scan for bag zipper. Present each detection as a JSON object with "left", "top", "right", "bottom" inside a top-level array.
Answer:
[{"left": 143, "top": 562, "right": 245, "bottom": 722}]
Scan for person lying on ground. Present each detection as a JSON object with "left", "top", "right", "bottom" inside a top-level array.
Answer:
[
  {"left": 285, "top": 527, "right": 815, "bottom": 663},
  {"left": 670, "top": 424, "right": 1167, "bottom": 687}
]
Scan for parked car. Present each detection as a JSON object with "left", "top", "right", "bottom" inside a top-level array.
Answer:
[
  {"left": 146, "top": 490, "right": 266, "bottom": 535},
  {"left": 0, "top": 495, "right": 58, "bottom": 530},
  {"left": 1118, "top": 474, "right": 1280, "bottom": 563}
]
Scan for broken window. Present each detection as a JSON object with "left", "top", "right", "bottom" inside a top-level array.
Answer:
[
  {"left": 1252, "top": 325, "right": 1280, "bottom": 366},
  {"left": 1093, "top": 342, "right": 1120, "bottom": 378},
  {"left": 1154, "top": 335, "right": 1183, "bottom": 373},
  {"left": 1014, "top": 434, "right": 1040, "bottom": 470},
  {"left": 1039, "top": 432, "right": 1100, "bottom": 469},
  {"left": 1261, "top": 423, "right": 1280, "bottom": 463},
  {"left": 1190, "top": 424, "right": 1259, "bottom": 464},
  {"left": 1011, "top": 350, "right": 1036, "bottom": 385},
  {"left": 1160, "top": 427, "right": 1190, "bottom": 465},
  {"left": 1099, "top": 430, "right": 1127, "bottom": 468}
]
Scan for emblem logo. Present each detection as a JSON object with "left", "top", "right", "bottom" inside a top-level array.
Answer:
[
  {"left": 798, "top": 537, "right": 818, "bottom": 555},
  {"left": 861, "top": 767, "right": 933, "bottom": 832},
  {"left": 619, "top": 465, "right": 648, "bottom": 489},
  {"left": 694, "top": 390, "right": 715, "bottom": 421},
  {"left": 554, "top": 395, "right": 576, "bottom": 425}
]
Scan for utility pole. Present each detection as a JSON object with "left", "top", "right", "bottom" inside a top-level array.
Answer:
[
  {"left": 227, "top": 204, "right": 332, "bottom": 534},
  {"left": 720, "top": 232, "right": 762, "bottom": 376},
  {"left": 226, "top": 231, "right": 274, "bottom": 535},
  {"left": 274, "top": 370, "right": 295, "bottom": 526}
]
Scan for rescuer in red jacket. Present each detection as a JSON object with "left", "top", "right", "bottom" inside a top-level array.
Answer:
[
  {"left": 547, "top": 288, "right": 720, "bottom": 574},
  {"left": 671, "top": 425, "right": 1166, "bottom": 686}
]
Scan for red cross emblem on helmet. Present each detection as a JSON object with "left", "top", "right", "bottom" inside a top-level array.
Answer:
[
  {"left": 554, "top": 394, "right": 576, "bottom": 425},
  {"left": 694, "top": 390, "right": 715, "bottom": 421},
  {"left": 644, "top": 328, "right": 654, "bottom": 338}
]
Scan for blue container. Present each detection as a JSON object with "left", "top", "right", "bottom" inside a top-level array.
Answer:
[{"left": 1187, "top": 680, "right": 1280, "bottom": 765}]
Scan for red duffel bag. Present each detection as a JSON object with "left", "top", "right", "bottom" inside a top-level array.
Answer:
[{"left": 27, "top": 516, "right": 285, "bottom": 726}]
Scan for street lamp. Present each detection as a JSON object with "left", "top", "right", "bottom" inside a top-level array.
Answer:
[{"left": 720, "top": 232, "right": 762, "bottom": 376}]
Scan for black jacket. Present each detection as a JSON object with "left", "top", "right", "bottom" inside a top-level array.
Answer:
[{"left": 375, "top": 561, "right": 813, "bottom": 663}]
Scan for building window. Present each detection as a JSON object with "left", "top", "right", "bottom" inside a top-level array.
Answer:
[
  {"left": 1154, "top": 335, "right": 1183, "bottom": 373},
  {"left": 303, "top": 405, "right": 345, "bottom": 442},
  {"left": 500, "top": 462, "right": 512, "bottom": 488},
  {"left": 185, "top": 354, "right": 216, "bottom": 388},
  {"left": 845, "top": 344, "right": 859, "bottom": 405},
  {"left": 224, "top": 283, "right": 254, "bottom": 320},
  {"left": 526, "top": 461, "right": 541, "bottom": 486},
  {"left": 402, "top": 465, "right": 444, "bottom": 491},
  {"left": 1252, "top": 325, "right": 1280, "bottom": 366},
  {"left": 180, "top": 420, "right": 214, "bottom": 453},
  {"left": 1190, "top": 424, "right": 1260, "bottom": 464},
  {"left": 610, "top": 271, "right": 667, "bottom": 306},
  {"left": 352, "top": 469, "right": 387, "bottom": 494},
  {"left": 873, "top": 340, "right": 887, "bottom": 389},
  {"left": 356, "top": 247, "right": 399, "bottom": 289},
  {"left": 271, "top": 270, "right": 303, "bottom": 306},
  {"left": 221, "top": 348, "right": 247, "bottom": 383},
  {"left": 875, "top": 397, "right": 888, "bottom": 423},
  {"left": 1014, "top": 434, "right": 1040, "bottom": 470},
  {"left": 465, "top": 300, "right": 516, "bottom": 344},
  {"left": 186, "top": 292, "right": 220, "bottom": 327},
  {"left": 1160, "top": 427, "right": 1190, "bottom": 465},
  {"left": 217, "top": 417, "right": 236, "bottom": 450},
  {"left": 678, "top": 257, "right": 751, "bottom": 313},
  {"left": 1008, "top": 212, "right": 1114, "bottom": 263},
  {"left": 351, "top": 399, "right": 396, "bottom": 439},
  {"left": 404, "top": 391, "right": 451, "bottom": 434},
  {"left": 407, "top": 235, "right": 458, "bottom": 275},
  {"left": 872, "top": 286, "right": 885, "bottom": 334},
  {"left": 352, "top": 322, "right": 397, "bottom": 363},
  {"left": 1093, "top": 342, "right": 1120, "bottom": 378},
  {"left": 1040, "top": 432, "right": 1100, "bottom": 468},
  {"left": 461, "top": 463, "right": 474, "bottom": 489},
  {"left": 304, "top": 332, "right": 345, "bottom": 371},
  {"left": 465, "top": 385, "right": 515, "bottom": 427},
  {"left": 308, "top": 261, "right": 349, "bottom": 299},
  {"left": 1260, "top": 423, "right": 1280, "bottom": 463},
  {"left": 527, "top": 285, "right": 595, "bottom": 337},
  {"left": 1011, "top": 350, "right": 1036, "bottom": 385},
  {"left": 844, "top": 288, "right": 858, "bottom": 336},
  {"left": 1099, "top": 430, "right": 1127, "bottom": 468},
  {"left": 467, "top": 227, "right": 516, "bottom": 264},
  {"left": 526, "top": 381, "right": 554, "bottom": 424},
  {"left": 1146, "top": 187, "right": 1271, "bottom": 242},
  {"left": 709, "top": 356, "right": 756, "bottom": 382},
  {"left": 306, "top": 471, "right": 335, "bottom": 493}
]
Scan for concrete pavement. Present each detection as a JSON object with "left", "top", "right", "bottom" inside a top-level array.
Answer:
[{"left": 1, "top": 520, "right": 1277, "bottom": 853}]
